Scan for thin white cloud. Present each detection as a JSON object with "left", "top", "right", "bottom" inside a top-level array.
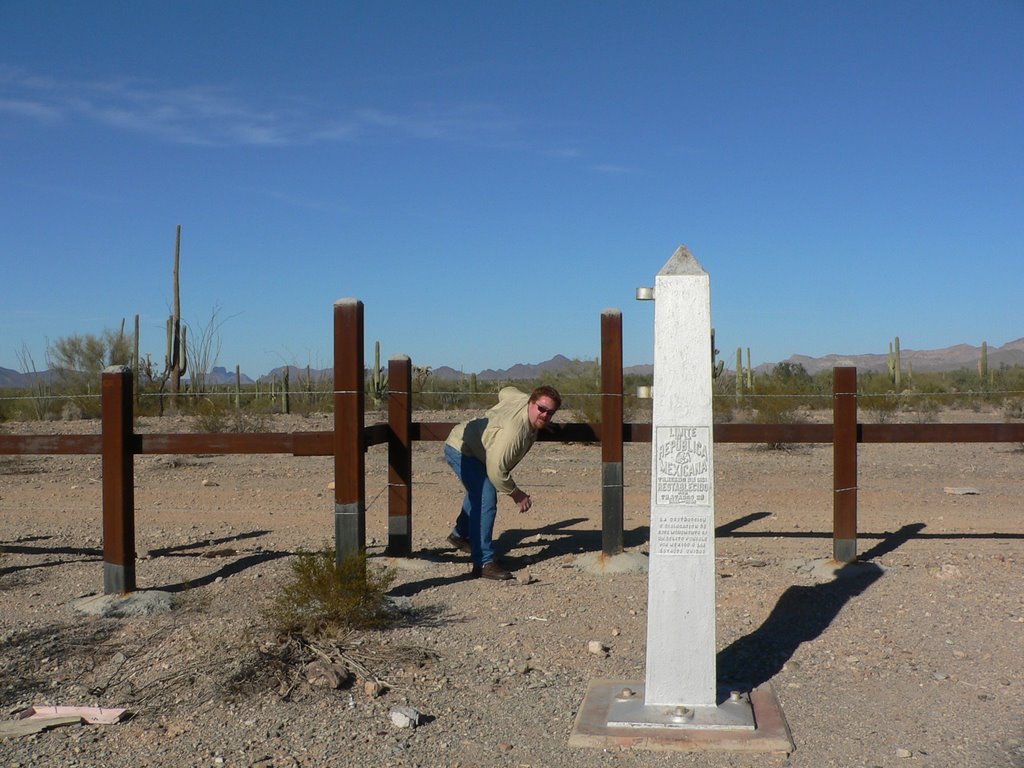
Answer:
[
  {"left": 0, "top": 66, "right": 522, "bottom": 149},
  {"left": 0, "top": 97, "right": 63, "bottom": 121}
]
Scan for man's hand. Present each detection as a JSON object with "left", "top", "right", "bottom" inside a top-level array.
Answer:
[{"left": 511, "top": 489, "right": 532, "bottom": 513}]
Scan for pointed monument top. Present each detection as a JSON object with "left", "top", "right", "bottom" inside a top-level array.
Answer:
[{"left": 658, "top": 244, "right": 707, "bottom": 277}]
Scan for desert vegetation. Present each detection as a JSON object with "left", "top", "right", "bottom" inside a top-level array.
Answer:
[{"left": 4, "top": 353, "right": 1023, "bottom": 432}]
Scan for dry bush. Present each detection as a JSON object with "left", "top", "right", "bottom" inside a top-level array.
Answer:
[
  {"left": 266, "top": 549, "right": 397, "bottom": 638},
  {"left": 192, "top": 398, "right": 267, "bottom": 433}
]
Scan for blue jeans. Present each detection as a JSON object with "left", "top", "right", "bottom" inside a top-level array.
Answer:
[{"left": 444, "top": 444, "right": 497, "bottom": 566}]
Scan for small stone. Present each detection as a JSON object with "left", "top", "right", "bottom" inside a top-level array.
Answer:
[
  {"left": 587, "top": 640, "right": 609, "bottom": 656},
  {"left": 932, "top": 564, "right": 962, "bottom": 580},
  {"left": 327, "top": 480, "right": 335, "bottom": 490},
  {"left": 389, "top": 706, "right": 423, "bottom": 729},
  {"left": 201, "top": 478, "right": 218, "bottom": 487},
  {"left": 896, "top": 748, "right": 913, "bottom": 758},
  {"left": 611, "top": 627, "right": 621, "bottom": 637},
  {"left": 364, "top": 680, "right": 386, "bottom": 698},
  {"left": 498, "top": 742, "right": 513, "bottom": 752},
  {"left": 305, "top": 661, "right": 348, "bottom": 689}
]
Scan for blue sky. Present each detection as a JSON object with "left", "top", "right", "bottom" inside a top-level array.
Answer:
[{"left": 2, "top": 1, "right": 1021, "bottom": 379}]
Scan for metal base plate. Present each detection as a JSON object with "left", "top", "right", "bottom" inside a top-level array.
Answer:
[
  {"left": 569, "top": 679, "right": 794, "bottom": 754},
  {"left": 606, "top": 684, "right": 754, "bottom": 730}
]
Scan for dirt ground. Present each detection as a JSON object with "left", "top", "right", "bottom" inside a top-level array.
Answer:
[{"left": 0, "top": 409, "right": 1022, "bottom": 768}]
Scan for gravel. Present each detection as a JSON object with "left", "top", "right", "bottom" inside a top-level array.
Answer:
[{"left": 1, "top": 412, "right": 1022, "bottom": 767}]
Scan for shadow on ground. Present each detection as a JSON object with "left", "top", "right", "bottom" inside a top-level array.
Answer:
[{"left": 716, "top": 522, "right": 924, "bottom": 693}]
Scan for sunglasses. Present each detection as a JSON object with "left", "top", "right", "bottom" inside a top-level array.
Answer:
[{"left": 536, "top": 404, "right": 557, "bottom": 416}]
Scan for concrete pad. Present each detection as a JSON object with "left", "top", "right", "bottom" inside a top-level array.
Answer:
[
  {"left": 809, "top": 558, "right": 886, "bottom": 580},
  {"left": 575, "top": 551, "right": 649, "bottom": 575},
  {"left": 569, "top": 678, "right": 793, "bottom": 754},
  {"left": 72, "top": 590, "right": 175, "bottom": 617}
]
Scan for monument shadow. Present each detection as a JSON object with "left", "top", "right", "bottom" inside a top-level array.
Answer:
[{"left": 716, "top": 523, "right": 924, "bottom": 692}]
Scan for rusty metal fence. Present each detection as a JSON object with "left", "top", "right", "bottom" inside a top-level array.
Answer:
[{"left": 3, "top": 300, "right": 1023, "bottom": 593}]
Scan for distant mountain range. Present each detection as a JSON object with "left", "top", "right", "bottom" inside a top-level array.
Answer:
[
  {"left": 2, "top": 339, "right": 1022, "bottom": 389},
  {"left": 783, "top": 337, "right": 1024, "bottom": 375}
]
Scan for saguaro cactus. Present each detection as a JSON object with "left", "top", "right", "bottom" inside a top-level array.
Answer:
[
  {"left": 888, "top": 336, "right": 902, "bottom": 388},
  {"left": 133, "top": 314, "right": 140, "bottom": 405},
  {"left": 978, "top": 341, "right": 989, "bottom": 384},
  {"left": 165, "top": 225, "right": 187, "bottom": 404},
  {"left": 368, "top": 340, "right": 389, "bottom": 407},
  {"left": 282, "top": 366, "right": 290, "bottom": 414},
  {"left": 710, "top": 329, "right": 725, "bottom": 379},
  {"left": 735, "top": 348, "right": 743, "bottom": 399}
]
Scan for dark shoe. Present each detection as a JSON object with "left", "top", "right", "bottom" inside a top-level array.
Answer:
[
  {"left": 446, "top": 533, "right": 472, "bottom": 554},
  {"left": 473, "top": 562, "right": 513, "bottom": 581}
]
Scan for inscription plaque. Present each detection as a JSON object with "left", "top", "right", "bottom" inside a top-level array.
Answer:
[
  {"left": 652, "top": 512, "right": 711, "bottom": 556},
  {"left": 655, "top": 426, "right": 711, "bottom": 506}
]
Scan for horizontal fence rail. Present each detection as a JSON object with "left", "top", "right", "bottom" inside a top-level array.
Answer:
[{"left": 4, "top": 421, "right": 1024, "bottom": 456}]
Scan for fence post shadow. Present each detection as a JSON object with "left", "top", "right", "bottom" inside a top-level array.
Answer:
[
  {"left": 153, "top": 550, "right": 291, "bottom": 593},
  {"left": 717, "top": 522, "right": 925, "bottom": 692}
]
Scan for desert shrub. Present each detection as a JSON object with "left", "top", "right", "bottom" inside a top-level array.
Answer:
[
  {"left": 267, "top": 549, "right": 396, "bottom": 638},
  {"left": 414, "top": 389, "right": 465, "bottom": 411},
  {"left": 752, "top": 395, "right": 800, "bottom": 424},
  {"left": 48, "top": 329, "right": 132, "bottom": 396},
  {"left": 569, "top": 392, "right": 602, "bottom": 426},
  {"left": 861, "top": 392, "right": 900, "bottom": 423},
  {"left": 1004, "top": 398, "right": 1024, "bottom": 422},
  {"left": 713, "top": 396, "right": 735, "bottom": 423},
  {"left": 751, "top": 394, "right": 800, "bottom": 450},
  {"left": 3, "top": 393, "right": 63, "bottom": 421},
  {"left": 909, "top": 397, "right": 941, "bottom": 423},
  {"left": 192, "top": 398, "right": 267, "bottom": 433},
  {"left": 61, "top": 400, "right": 85, "bottom": 421},
  {"left": 1004, "top": 399, "right": 1024, "bottom": 453},
  {"left": 768, "top": 361, "right": 813, "bottom": 389}
]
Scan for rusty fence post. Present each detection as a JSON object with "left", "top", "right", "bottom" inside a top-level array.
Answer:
[
  {"left": 101, "top": 365, "right": 136, "bottom": 594},
  {"left": 833, "top": 366, "right": 858, "bottom": 562},
  {"left": 387, "top": 355, "right": 413, "bottom": 556},
  {"left": 334, "top": 299, "right": 366, "bottom": 565},
  {"left": 601, "top": 309, "right": 624, "bottom": 556}
]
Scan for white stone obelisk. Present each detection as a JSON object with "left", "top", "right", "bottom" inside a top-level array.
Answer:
[
  {"left": 645, "top": 245, "right": 717, "bottom": 707},
  {"left": 570, "top": 246, "right": 789, "bottom": 749}
]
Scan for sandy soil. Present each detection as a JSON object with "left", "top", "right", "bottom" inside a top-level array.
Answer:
[{"left": 0, "top": 410, "right": 1022, "bottom": 767}]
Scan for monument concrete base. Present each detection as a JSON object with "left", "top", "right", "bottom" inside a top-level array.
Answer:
[{"left": 569, "top": 679, "right": 794, "bottom": 754}]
